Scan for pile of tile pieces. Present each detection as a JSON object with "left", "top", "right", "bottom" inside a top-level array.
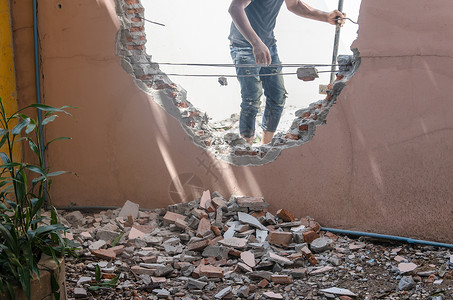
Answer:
[{"left": 62, "top": 191, "right": 453, "bottom": 300}]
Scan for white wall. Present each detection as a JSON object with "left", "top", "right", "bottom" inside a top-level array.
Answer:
[{"left": 144, "top": 0, "right": 361, "bottom": 129}]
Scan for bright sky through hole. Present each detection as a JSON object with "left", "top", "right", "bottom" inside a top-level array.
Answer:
[{"left": 144, "top": 0, "right": 361, "bottom": 124}]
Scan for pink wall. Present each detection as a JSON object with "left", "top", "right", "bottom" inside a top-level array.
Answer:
[{"left": 12, "top": 0, "right": 453, "bottom": 242}]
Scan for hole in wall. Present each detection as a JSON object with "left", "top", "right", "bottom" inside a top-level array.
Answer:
[{"left": 115, "top": 0, "right": 361, "bottom": 166}]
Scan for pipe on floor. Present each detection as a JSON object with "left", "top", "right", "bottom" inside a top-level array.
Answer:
[{"left": 322, "top": 227, "right": 453, "bottom": 249}]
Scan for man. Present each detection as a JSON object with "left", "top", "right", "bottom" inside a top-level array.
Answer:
[{"left": 229, "top": 0, "right": 344, "bottom": 145}]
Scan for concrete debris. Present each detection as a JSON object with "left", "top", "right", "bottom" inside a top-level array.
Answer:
[
  {"left": 320, "top": 287, "right": 358, "bottom": 297},
  {"left": 63, "top": 191, "right": 453, "bottom": 299},
  {"left": 398, "top": 275, "right": 416, "bottom": 291},
  {"left": 118, "top": 200, "right": 139, "bottom": 219}
]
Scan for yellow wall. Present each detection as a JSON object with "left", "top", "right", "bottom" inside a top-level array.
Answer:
[{"left": 0, "top": 0, "right": 19, "bottom": 157}]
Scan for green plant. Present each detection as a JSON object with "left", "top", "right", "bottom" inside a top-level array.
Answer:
[
  {"left": 0, "top": 98, "right": 76, "bottom": 300},
  {"left": 88, "top": 265, "right": 119, "bottom": 292}
]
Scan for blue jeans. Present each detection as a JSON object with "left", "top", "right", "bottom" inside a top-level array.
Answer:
[{"left": 230, "top": 44, "right": 287, "bottom": 138}]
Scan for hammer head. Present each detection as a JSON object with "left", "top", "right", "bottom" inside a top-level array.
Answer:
[{"left": 297, "top": 67, "right": 319, "bottom": 81}]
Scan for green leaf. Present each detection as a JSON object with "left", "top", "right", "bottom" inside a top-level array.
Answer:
[
  {"left": 11, "top": 119, "right": 30, "bottom": 136},
  {"left": 24, "top": 165, "right": 46, "bottom": 177},
  {"left": 45, "top": 136, "right": 71, "bottom": 149},
  {"left": 26, "top": 104, "right": 73, "bottom": 116},
  {"left": 95, "top": 265, "right": 101, "bottom": 282},
  {"left": 0, "top": 134, "right": 8, "bottom": 149},
  {"left": 110, "top": 232, "right": 123, "bottom": 247},
  {"left": 32, "top": 171, "right": 72, "bottom": 184},
  {"left": 0, "top": 128, "right": 8, "bottom": 137},
  {"left": 30, "top": 197, "right": 44, "bottom": 221},
  {"left": 42, "top": 115, "right": 58, "bottom": 126},
  {"left": 51, "top": 273, "right": 61, "bottom": 300},
  {"left": 0, "top": 152, "right": 10, "bottom": 165},
  {"left": 25, "top": 121, "right": 36, "bottom": 135},
  {"left": 14, "top": 169, "right": 27, "bottom": 205},
  {"left": 88, "top": 285, "right": 101, "bottom": 291}
]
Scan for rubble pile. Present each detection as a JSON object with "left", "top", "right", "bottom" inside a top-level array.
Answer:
[{"left": 62, "top": 192, "right": 453, "bottom": 299}]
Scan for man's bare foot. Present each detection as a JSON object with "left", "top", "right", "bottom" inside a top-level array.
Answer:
[
  {"left": 261, "top": 130, "right": 274, "bottom": 145},
  {"left": 242, "top": 136, "right": 254, "bottom": 145}
]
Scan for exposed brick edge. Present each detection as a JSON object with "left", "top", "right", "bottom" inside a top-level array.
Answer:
[{"left": 114, "top": 0, "right": 361, "bottom": 166}]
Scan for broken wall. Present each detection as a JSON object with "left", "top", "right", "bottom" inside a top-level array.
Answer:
[{"left": 10, "top": 0, "right": 453, "bottom": 242}]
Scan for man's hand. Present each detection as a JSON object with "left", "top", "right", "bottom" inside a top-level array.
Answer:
[
  {"left": 327, "top": 10, "right": 345, "bottom": 26},
  {"left": 252, "top": 40, "right": 271, "bottom": 65}
]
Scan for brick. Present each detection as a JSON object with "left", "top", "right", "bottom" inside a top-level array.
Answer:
[
  {"left": 271, "top": 275, "right": 292, "bottom": 284},
  {"left": 301, "top": 112, "right": 311, "bottom": 119},
  {"left": 109, "top": 245, "right": 125, "bottom": 255},
  {"left": 127, "top": 45, "right": 145, "bottom": 50},
  {"left": 187, "top": 239, "right": 210, "bottom": 251},
  {"left": 130, "top": 26, "right": 144, "bottom": 32},
  {"left": 303, "top": 230, "right": 320, "bottom": 244},
  {"left": 211, "top": 225, "right": 222, "bottom": 236},
  {"left": 236, "top": 197, "right": 269, "bottom": 210},
  {"left": 163, "top": 211, "right": 186, "bottom": 224},
  {"left": 141, "top": 256, "right": 157, "bottom": 263},
  {"left": 199, "top": 265, "right": 224, "bottom": 278},
  {"left": 200, "top": 190, "right": 211, "bottom": 210},
  {"left": 212, "top": 197, "right": 227, "bottom": 208},
  {"left": 301, "top": 246, "right": 318, "bottom": 265},
  {"left": 257, "top": 279, "right": 269, "bottom": 288},
  {"left": 151, "top": 277, "right": 167, "bottom": 284},
  {"left": 276, "top": 209, "right": 295, "bottom": 222},
  {"left": 285, "top": 133, "right": 299, "bottom": 140},
  {"left": 237, "top": 262, "right": 253, "bottom": 273},
  {"left": 91, "top": 249, "right": 116, "bottom": 260},
  {"left": 228, "top": 249, "right": 242, "bottom": 257},
  {"left": 325, "top": 231, "right": 339, "bottom": 241},
  {"left": 308, "top": 220, "right": 321, "bottom": 232},
  {"left": 125, "top": 0, "right": 139, "bottom": 4},
  {"left": 241, "top": 251, "right": 256, "bottom": 268},
  {"left": 126, "top": 8, "right": 143, "bottom": 14},
  {"left": 299, "top": 124, "right": 309, "bottom": 131},
  {"left": 209, "top": 236, "right": 223, "bottom": 246},
  {"left": 290, "top": 268, "right": 308, "bottom": 278},
  {"left": 192, "top": 208, "right": 208, "bottom": 219},
  {"left": 131, "top": 265, "right": 155, "bottom": 276},
  {"left": 175, "top": 218, "right": 188, "bottom": 229},
  {"left": 131, "top": 17, "right": 142, "bottom": 22},
  {"left": 268, "top": 252, "right": 293, "bottom": 266},
  {"left": 268, "top": 231, "right": 293, "bottom": 246},
  {"left": 219, "top": 237, "right": 248, "bottom": 250},
  {"left": 128, "top": 226, "right": 145, "bottom": 240},
  {"left": 197, "top": 217, "right": 212, "bottom": 237},
  {"left": 251, "top": 211, "right": 266, "bottom": 219}
]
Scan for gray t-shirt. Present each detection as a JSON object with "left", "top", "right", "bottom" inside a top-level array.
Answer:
[{"left": 229, "top": 0, "right": 284, "bottom": 47}]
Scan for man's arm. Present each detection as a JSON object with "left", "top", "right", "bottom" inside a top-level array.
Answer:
[
  {"left": 284, "top": 0, "right": 344, "bottom": 25},
  {"left": 229, "top": 0, "right": 272, "bottom": 65}
]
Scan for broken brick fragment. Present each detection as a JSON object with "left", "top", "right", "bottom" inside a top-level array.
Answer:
[
  {"left": 91, "top": 249, "right": 116, "bottom": 260},
  {"left": 211, "top": 225, "right": 222, "bottom": 236},
  {"left": 301, "top": 246, "right": 318, "bottom": 265},
  {"left": 299, "top": 124, "right": 309, "bottom": 131},
  {"left": 187, "top": 239, "right": 210, "bottom": 251},
  {"left": 303, "top": 230, "right": 320, "bottom": 244},
  {"left": 276, "top": 209, "right": 295, "bottom": 222},
  {"left": 199, "top": 265, "right": 224, "bottom": 278},
  {"left": 271, "top": 275, "right": 292, "bottom": 284},
  {"left": 268, "top": 231, "right": 293, "bottom": 246},
  {"left": 192, "top": 208, "right": 208, "bottom": 219},
  {"left": 285, "top": 133, "right": 300, "bottom": 140},
  {"left": 257, "top": 279, "right": 269, "bottom": 288},
  {"left": 196, "top": 217, "right": 212, "bottom": 237},
  {"left": 163, "top": 211, "right": 186, "bottom": 224}
]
